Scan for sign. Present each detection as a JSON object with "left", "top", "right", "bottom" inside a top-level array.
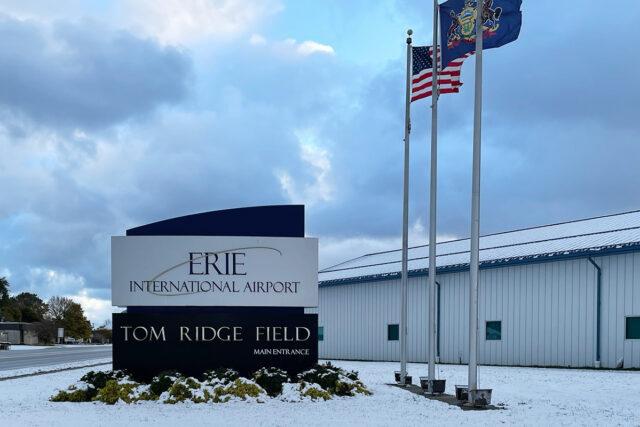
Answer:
[
  {"left": 112, "top": 312, "right": 318, "bottom": 379},
  {"left": 111, "top": 236, "right": 318, "bottom": 307},
  {"left": 57, "top": 328, "right": 64, "bottom": 338}
]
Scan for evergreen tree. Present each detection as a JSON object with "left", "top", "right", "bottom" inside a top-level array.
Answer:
[
  {"left": 12, "top": 292, "right": 48, "bottom": 323},
  {"left": 0, "top": 277, "right": 10, "bottom": 320},
  {"left": 62, "top": 302, "right": 92, "bottom": 340}
]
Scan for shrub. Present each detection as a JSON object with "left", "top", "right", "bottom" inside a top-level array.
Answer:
[
  {"left": 253, "top": 367, "right": 289, "bottom": 397},
  {"left": 213, "top": 378, "right": 266, "bottom": 403},
  {"left": 300, "top": 382, "right": 332, "bottom": 401},
  {"left": 298, "top": 363, "right": 370, "bottom": 397},
  {"left": 203, "top": 368, "right": 239, "bottom": 384},
  {"left": 164, "top": 377, "right": 203, "bottom": 403},
  {"left": 50, "top": 382, "right": 96, "bottom": 402},
  {"left": 94, "top": 379, "right": 139, "bottom": 405},
  {"left": 149, "top": 371, "right": 181, "bottom": 397},
  {"left": 80, "top": 370, "right": 128, "bottom": 390},
  {"left": 50, "top": 365, "right": 370, "bottom": 404}
]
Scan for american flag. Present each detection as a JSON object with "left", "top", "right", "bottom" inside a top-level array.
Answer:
[{"left": 411, "top": 46, "right": 471, "bottom": 102}]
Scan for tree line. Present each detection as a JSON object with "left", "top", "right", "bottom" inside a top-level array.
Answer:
[{"left": 0, "top": 276, "right": 110, "bottom": 343}]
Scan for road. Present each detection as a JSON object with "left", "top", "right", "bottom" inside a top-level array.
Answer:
[{"left": 0, "top": 345, "right": 112, "bottom": 371}]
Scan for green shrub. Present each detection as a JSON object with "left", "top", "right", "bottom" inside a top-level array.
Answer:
[
  {"left": 80, "top": 370, "right": 128, "bottom": 390},
  {"left": 50, "top": 365, "right": 369, "bottom": 404},
  {"left": 213, "top": 378, "right": 266, "bottom": 402},
  {"left": 298, "top": 363, "right": 370, "bottom": 396},
  {"left": 50, "top": 383, "right": 96, "bottom": 402},
  {"left": 164, "top": 377, "right": 203, "bottom": 403},
  {"left": 203, "top": 368, "right": 239, "bottom": 384},
  {"left": 253, "top": 367, "right": 289, "bottom": 397},
  {"left": 300, "top": 382, "right": 332, "bottom": 401},
  {"left": 93, "top": 379, "right": 139, "bottom": 405},
  {"left": 149, "top": 371, "right": 180, "bottom": 397},
  {"left": 165, "top": 382, "right": 193, "bottom": 404}
]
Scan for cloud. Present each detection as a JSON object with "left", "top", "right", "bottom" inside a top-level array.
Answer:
[
  {"left": 0, "top": 15, "right": 191, "bottom": 129},
  {"left": 248, "top": 34, "right": 335, "bottom": 57},
  {"left": 289, "top": 40, "right": 335, "bottom": 56},
  {"left": 249, "top": 33, "right": 267, "bottom": 46},
  {"left": 277, "top": 129, "right": 334, "bottom": 206},
  {"left": 25, "top": 268, "right": 115, "bottom": 324},
  {"left": 1, "top": 0, "right": 640, "bottom": 312},
  {"left": 70, "top": 289, "right": 118, "bottom": 326},
  {"left": 122, "top": 0, "right": 282, "bottom": 45},
  {"left": 27, "top": 268, "right": 86, "bottom": 297}
]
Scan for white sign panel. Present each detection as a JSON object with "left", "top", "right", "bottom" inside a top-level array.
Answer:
[{"left": 111, "top": 236, "right": 318, "bottom": 307}]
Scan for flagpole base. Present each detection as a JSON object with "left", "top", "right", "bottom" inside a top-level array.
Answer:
[
  {"left": 394, "top": 371, "right": 413, "bottom": 385},
  {"left": 419, "top": 378, "right": 446, "bottom": 395},
  {"left": 466, "top": 388, "right": 493, "bottom": 407}
]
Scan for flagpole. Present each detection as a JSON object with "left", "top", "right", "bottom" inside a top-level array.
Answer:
[
  {"left": 468, "top": 0, "right": 484, "bottom": 404},
  {"left": 400, "top": 28, "right": 413, "bottom": 385},
  {"left": 427, "top": 0, "right": 439, "bottom": 387}
]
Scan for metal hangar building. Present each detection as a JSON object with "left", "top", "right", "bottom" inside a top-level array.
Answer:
[{"left": 311, "top": 210, "right": 640, "bottom": 369}]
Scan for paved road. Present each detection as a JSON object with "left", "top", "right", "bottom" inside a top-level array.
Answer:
[{"left": 0, "top": 346, "right": 112, "bottom": 371}]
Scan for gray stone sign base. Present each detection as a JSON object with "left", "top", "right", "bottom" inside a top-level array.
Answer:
[{"left": 387, "top": 384, "right": 504, "bottom": 411}]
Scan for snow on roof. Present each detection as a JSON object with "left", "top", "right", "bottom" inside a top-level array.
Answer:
[{"left": 319, "top": 209, "right": 640, "bottom": 283}]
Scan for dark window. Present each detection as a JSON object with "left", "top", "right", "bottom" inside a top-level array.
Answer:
[
  {"left": 626, "top": 317, "right": 640, "bottom": 340},
  {"left": 318, "top": 326, "right": 324, "bottom": 341},
  {"left": 388, "top": 324, "right": 399, "bottom": 341},
  {"left": 486, "top": 321, "right": 502, "bottom": 341}
]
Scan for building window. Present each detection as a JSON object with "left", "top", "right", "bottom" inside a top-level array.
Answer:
[
  {"left": 318, "top": 326, "right": 324, "bottom": 341},
  {"left": 388, "top": 324, "right": 399, "bottom": 341},
  {"left": 486, "top": 321, "right": 502, "bottom": 341},
  {"left": 626, "top": 317, "right": 640, "bottom": 340}
]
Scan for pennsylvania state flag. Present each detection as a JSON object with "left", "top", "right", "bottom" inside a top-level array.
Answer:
[{"left": 439, "top": 0, "right": 522, "bottom": 68}]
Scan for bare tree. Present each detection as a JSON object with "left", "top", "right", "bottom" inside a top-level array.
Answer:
[{"left": 47, "top": 296, "right": 74, "bottom": 322}]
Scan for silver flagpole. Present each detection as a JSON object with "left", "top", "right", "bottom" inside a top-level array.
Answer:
[
  {"left": 400, "top": 28, "right": 413, "bottom": 385},
  {"left": 427, "top": 0, "right": 438, "bottom": 387},
  {"left": 468, "top": 0, "right": 484, "bottom": 404}
]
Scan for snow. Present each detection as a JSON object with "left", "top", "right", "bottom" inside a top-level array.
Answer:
[
  {"left": 6, "top": 345, "right": 53, "bottom": 351},
  {"left": 1, "top": 360, "right": 639, "bottom": 426},
  {"left": 3, "top": 344, "right": 111, "bottom": 351},
  {"left": 0, "top": 358, "right": 111, "bottom": 379}
]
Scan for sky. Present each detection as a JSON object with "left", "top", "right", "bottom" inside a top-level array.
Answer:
[{"left": 1, "top": 1, "right": 639, "bottom": 325}]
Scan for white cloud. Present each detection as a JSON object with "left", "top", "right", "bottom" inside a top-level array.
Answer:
[
  {"left": 25, "top": 267, "right": 115, "bottom": 325},
  {"left": 249, "top": 33, "right": 267, "bottom": 46},
  {"left": 276, "top": 129, "right": 334, "bottom": 206},
  {"left": 27, "top": 267, "right": 86, "bottom": 297},
  {"left": 70, "top": 289, "right": 117, "bottom": 326},
  {"left": 248, "top": 35, "right": 335, "bottom": 57},
  {"left": 122, "top": 0, "right": 283, "bottom": 45},
  {"left": 295, "top": 40, "right": 335, "bottom": 56}
]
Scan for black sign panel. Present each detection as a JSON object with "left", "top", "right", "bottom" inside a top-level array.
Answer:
[{"left": 113, "top": 312, "right": 318, "bottom": 379}]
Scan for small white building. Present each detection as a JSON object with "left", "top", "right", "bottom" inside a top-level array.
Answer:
[{"left": 313, "top": 210, "right": 640, "bottom": 369}]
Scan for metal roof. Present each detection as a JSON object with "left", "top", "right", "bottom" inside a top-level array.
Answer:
[{"left": 319, "top": 209, "right": 640, "bottom": 285}]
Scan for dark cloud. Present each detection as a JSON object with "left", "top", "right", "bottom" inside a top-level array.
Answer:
[
  {"left": 0, "top": 15, "right": 191, "bottom": 129},
  {"left": 1, "top": 0, "right": 640, "bottom": 315}
]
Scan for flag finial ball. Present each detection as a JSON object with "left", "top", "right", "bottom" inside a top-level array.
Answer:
[{"left": 407, "top": 29, "right": 413, "bottom": 36}]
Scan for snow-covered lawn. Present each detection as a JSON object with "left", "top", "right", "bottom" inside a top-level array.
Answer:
[
  {"left": 1, "top": 361, "right": 639, "bottom": 426},
  {"left": 6, "top": 345, "right": 53, "bottom": 351},
  {"left": 0, "top": 359, "right": 111, "bottom": 380}
]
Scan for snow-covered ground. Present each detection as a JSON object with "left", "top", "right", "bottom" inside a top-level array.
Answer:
[
  {"left": 0, "top": 359, "right": 111, "bottom": 379},
  {"left": 6, "top": 345, "right": 52, "bottom": 351},
  {"left": 1, "top": 361, "right": 639, "bottom": 426}
]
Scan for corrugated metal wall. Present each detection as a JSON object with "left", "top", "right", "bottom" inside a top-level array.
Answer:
[{"left": 311, "top": 251, "right": 640, "bottom": 368}]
